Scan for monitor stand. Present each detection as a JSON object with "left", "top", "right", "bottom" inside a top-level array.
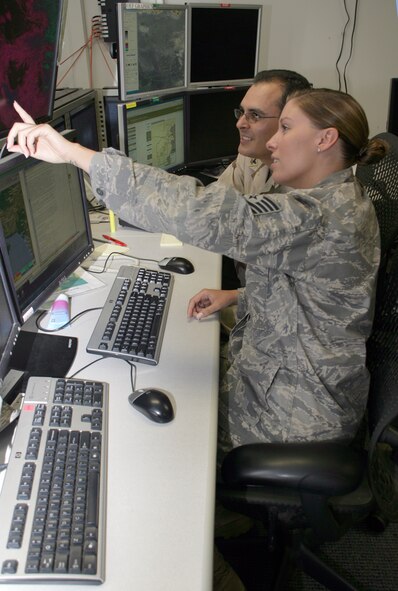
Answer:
[{"left": 10, "top": 330, "right": 78, "bottom": 380}]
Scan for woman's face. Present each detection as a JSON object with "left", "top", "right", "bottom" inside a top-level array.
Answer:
[{"left": 266, "top": 99, "right": 327, "bottom": 189}]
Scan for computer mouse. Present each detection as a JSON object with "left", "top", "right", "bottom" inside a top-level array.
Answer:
[
  {"left": 158, "top": 256, "right": 194, "bottom": 274},
  {"left": 128, "top": 388, "right": 175, "bottom": 423}
]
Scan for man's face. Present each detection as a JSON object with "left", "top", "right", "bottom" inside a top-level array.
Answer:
[{"left": 236, "top": 82, "right": 283, "bottom": 165}]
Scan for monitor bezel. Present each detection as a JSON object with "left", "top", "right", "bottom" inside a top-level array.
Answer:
[
  {"left": 0, "top": 224, "right": 21, "bottom": 387},
  {"left": 187, "top": 3, "right": 262, "bottom": 88},
  {"left": 117, "top": 3, "right": 188, "bottom": 101},
  {"left": 0, "top": 130, "right": 94, "bottom": 322}
]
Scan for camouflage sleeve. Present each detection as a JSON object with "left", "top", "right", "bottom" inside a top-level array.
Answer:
[{"left": 89, "top": 150, "right": 323, "bottom": 269}]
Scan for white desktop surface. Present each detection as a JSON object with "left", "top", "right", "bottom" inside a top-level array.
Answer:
[{"left": 2, "top": 225, "right": 221, "bottom": 591}]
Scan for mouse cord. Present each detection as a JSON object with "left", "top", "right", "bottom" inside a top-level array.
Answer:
[
  {"left": 82, "top": 251, "right": 163, "bottom": 275},
  {"left": 66, "top": 356, "right": 137, "bottom": 396},
  {"left": 124, "top": 359, "right": 137, "bottom": 392},
  {"left": 66, "top": 355, "right": 106, "bottom": 379}
]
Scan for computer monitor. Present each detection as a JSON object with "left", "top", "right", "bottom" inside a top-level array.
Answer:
[
  {"left": 187, "top": 4, "right": 261, "bottom": 87},
  {"left": 0, "top": 225, "right": 20, "bottom": 389},
  {"left": 103, "top": 93, "right": 120, "bottom": 149},
  {"left": 118, "top": 94, "right": 185, "bottom": 170},
  {"left": 68, "top": 100, "right": 100, "bottom": 152},
  {"left": 185, "top": 86, "right": 249, "bottom": 167},
  {"left": 0, "top": 130, "right": 93, "bottom": 322},
  {"left": 116, "top": 3, "right": 187, "bottom": 101},
  {"left": 0, "top": 0, "right": 63, "bottom": 139}
]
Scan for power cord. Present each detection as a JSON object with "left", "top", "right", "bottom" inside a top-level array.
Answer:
[{"left": 335, "top": 0, "right": 359, "bottom": 93}]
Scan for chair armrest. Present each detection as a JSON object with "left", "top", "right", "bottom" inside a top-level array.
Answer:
[{"left": 221, "top": 442, "right": 365, "bottom": 496}]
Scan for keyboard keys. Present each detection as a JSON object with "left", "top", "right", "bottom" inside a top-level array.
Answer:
[
  {"left": 0, "top": 376, "right": 108, "bottom": 583},
  {"left": 87, "top": 265, "right": 174, "bottom": 365}
]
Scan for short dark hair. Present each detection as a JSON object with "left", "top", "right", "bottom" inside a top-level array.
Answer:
[{"left": 253, "top": 69, "right": 312, "bottom": 111}]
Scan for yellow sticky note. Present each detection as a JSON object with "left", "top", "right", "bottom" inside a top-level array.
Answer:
[{"left": 109, "top": 210, "right": 116, "bottom": 233}]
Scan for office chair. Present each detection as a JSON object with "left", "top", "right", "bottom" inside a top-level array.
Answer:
[
  {"left": 217, "top": 133, "right": 398, "bottom": 591},
  {"left": 355, "top": 132, "right": 398, "bottom": 259}
]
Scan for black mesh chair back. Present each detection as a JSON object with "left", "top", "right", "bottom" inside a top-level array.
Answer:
[
  {"left": 356, "top": 132, "right": 398, "bottom": 259},
  {"left": 366, "top": 241, "right": 398, "bottom": 524}
]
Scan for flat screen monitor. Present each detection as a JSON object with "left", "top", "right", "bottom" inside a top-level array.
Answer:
[
  {"left": 0, "top": 225, "right": 20, "bottom": 387},
  {"left": 0, "top": 0, "right": 63, "bottom": 139},
  {"left": 117, "top": 3, "right": 187, "bottom": 101},
  {"left": 188, "top": 4, "right": 261, "bottom": 87},
  {"left": 118, "top": 94, "right": 185, "bottom": 170},
  {"left": 185, "top": 85, "right": 249, "bottom": 167},
  {"left": 103, "top": 94, "right": 121, "bottom": 150},
  {"left": 68, "top": 100, "right": 100, "bottom": 151},
  {"left": 0, "top": 130, "right": 93, "bottom": 322}
]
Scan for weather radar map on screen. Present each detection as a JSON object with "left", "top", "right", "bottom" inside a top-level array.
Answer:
[
  {"left": 117, "top": 3, "right": 187, "bottom": 100},
  {"left": 0, "top": 0, "right": 62, "bottom": 138}
]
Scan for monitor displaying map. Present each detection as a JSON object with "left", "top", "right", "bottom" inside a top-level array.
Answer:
[
  {"left": 116, "top": 3, "right": 187, "bottom": 101},
  {"left": 117, "top": 94, "right": 185, "bottom": 171}
]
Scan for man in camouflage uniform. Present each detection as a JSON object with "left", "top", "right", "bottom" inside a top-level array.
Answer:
[{"left": 90, "top": 151, "right": 380, "bottom": 465}]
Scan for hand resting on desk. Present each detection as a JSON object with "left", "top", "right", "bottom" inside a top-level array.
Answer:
[{"left": 187, "top": 289, "right": 238, "bottom": 320}]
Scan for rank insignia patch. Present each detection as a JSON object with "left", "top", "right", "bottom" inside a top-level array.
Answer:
[{"left": 247, "top": 194, "right": 281, "bottom": 215}]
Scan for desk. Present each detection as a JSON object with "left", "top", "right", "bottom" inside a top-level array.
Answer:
[{"left": 1, "top": 225, "right": 221, "bottom": 591}]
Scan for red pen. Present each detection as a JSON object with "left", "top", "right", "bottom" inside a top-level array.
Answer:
[{"left": 102, "top": 234, "right": 128, "bottom": 247}]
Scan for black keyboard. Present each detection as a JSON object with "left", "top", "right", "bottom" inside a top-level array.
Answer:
[
  {"left": 86, "top": 265, "right": 174, "bottom": 365},
  {"left": 0, "top": 376, "right": 108, "bottom": 584}
]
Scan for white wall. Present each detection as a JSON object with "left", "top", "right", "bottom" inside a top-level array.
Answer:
[
  {"left": 59, "top": 0, "right": 398, "bottom": 136},
  {"left": 259, "top": 0, "right": 398, "bottom": 136}
]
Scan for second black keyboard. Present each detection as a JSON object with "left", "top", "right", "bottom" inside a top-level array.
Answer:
[{"left": 86, "top": 265, "right": 174, "bottom": 365}]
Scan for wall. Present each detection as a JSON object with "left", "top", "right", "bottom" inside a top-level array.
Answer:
[
  {"left": 59, "top": 0, "right": 398, "bottom": 136},
  {"left": 260, "top": 0, "right": 398, "bottom": 136}
]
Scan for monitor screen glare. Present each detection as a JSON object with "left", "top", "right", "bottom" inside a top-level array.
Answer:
[
  {"left": 117, "top": 3, "right": 187, "bottom": 100},
  {"left": 0, "top": 0, "right": 63, "bottom": 138}
]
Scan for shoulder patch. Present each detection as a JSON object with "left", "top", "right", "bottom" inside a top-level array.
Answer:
[{"left": 247, "top": 193, "right": 281, "bottom": 215}]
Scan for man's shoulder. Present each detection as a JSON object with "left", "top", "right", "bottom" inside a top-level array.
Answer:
[{"left": 217, "top": 155, "right": 271, "bottom": 194}]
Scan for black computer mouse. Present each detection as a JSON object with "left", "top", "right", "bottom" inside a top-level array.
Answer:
[
  {"left": 158, "top": 256, "right": 194, "bottom": 274},
  {"left": 128, "top": 388, "right": 175, "bottom": 423}
]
